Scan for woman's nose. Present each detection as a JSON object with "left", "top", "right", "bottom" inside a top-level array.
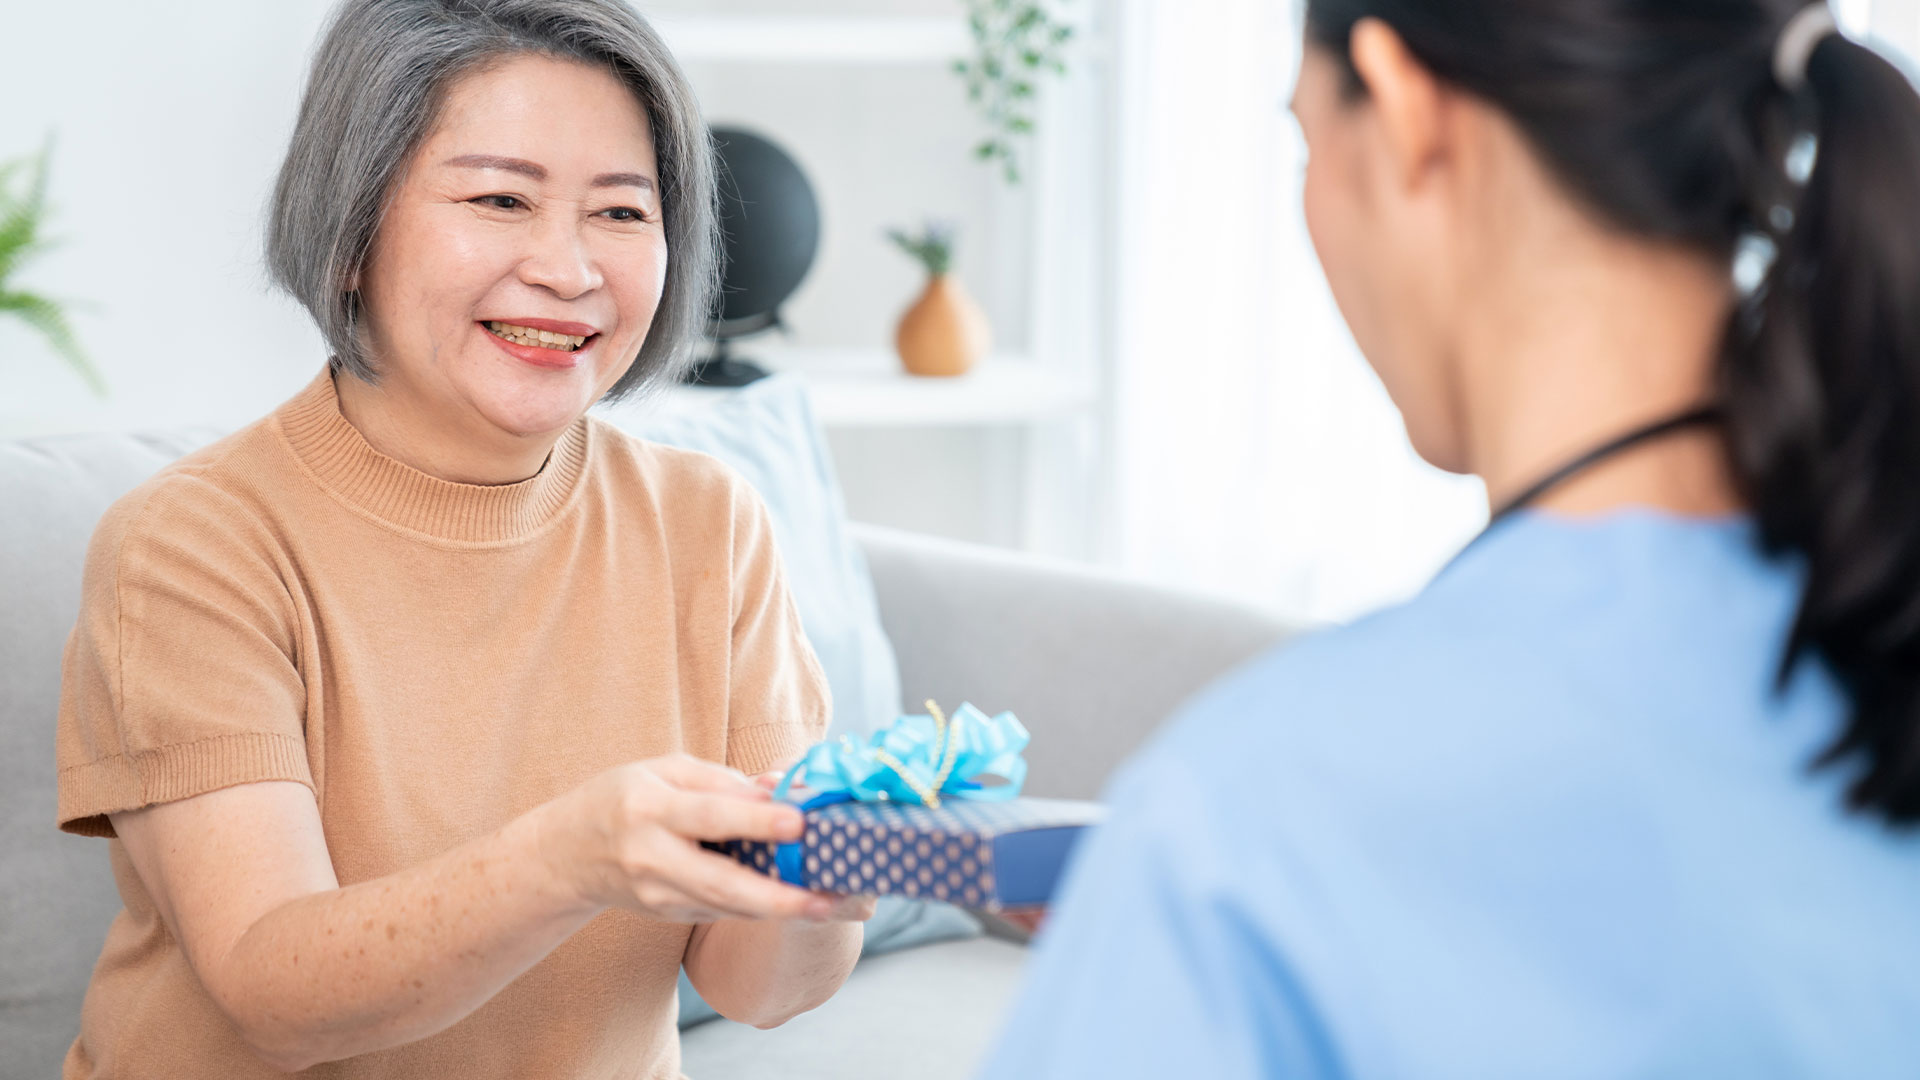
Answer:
[{"left": 516, "top": 216, "right": 602, "bottom": 300}]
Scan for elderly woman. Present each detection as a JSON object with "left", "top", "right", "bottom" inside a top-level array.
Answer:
[{"left": 53, "top": 1, "right": 870, "bottom": 1076}]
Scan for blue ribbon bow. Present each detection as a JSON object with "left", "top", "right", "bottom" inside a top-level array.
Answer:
[
  {"left": 757, "top": 703, "right": 1028, "bottom": 887},
  {"left": 774, "top": 701, "right": 1029, "bottom": 809}
]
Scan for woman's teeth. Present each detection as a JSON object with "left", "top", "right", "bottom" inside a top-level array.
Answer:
[{"left": 486, "top": 321, "right": 589, "bottom": 352}]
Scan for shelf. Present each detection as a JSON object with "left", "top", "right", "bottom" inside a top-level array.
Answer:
[
  {"left": 652, "top": 15, "right": 971, "bottom": 65},
  {"left": 666, "top": 347, "right": 1096, "bottom": 428}
]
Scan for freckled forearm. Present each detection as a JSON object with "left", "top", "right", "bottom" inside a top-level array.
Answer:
[
  {"left": 684, "top": 918, "right": 863, "bottom": 1029},
  {"left": 213, "top": 806, "right": 598, "bottom": 1069}
]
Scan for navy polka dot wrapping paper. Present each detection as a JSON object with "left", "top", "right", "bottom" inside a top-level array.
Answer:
[{"left": 716, "top": 797, "right": 1105, "bottom": 911}]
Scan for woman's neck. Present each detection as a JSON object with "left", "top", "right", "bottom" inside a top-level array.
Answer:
[
  {"left": 1454, "top": 224, "right": 1745, "bottom": 520},
  {"left": 332, "top": 369, "right": 559, "bottom": 487}
]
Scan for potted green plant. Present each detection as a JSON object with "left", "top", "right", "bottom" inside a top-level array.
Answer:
[
  {"left": 2, "top": 141, "right": 102, "bottom": 396},
  {"left": 953, "top": 0, "right": 1076, "bottom": 185},
  {"left": 888, "top": 221, "right": 991, "bottom": 378}
]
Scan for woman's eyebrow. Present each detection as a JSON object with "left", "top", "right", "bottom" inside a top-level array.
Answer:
[
  {"left": 442, "top": 153, "right": 654, "bottom": 191},
  {"left": 591, "top": 171, "right": 655, "bottom": 192},
  {"left": 444, "top": 153, "right": 547, "bottom": 179}
]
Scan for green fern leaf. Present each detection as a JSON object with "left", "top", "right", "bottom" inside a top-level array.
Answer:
[{"left": 0, "top": 288, "right": 105, "bottom": 396}]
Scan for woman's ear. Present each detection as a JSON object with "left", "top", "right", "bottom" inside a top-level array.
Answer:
[{"left": 1348, "top": 17, "right": 1449, "bottom": 193}]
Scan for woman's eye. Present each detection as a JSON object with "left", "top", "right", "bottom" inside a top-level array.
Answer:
[
  {"left": 475, "top": 195, "right": 523, "bottom": 211},
  {"left": 602, "top": 206, "right": 649, "bottom": 223}
]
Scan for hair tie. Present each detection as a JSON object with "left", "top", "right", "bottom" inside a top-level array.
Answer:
[{"left": 1774, "top": 4, "right": 1840, "bottom": 92}]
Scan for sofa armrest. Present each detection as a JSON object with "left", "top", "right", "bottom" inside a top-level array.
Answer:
[{"left": 852, "top": 524, "right": 1304, "bottom": 800}]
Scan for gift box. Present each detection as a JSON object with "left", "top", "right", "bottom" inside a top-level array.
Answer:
[
  {"left": 720, "top": 796, "right": 1103, "bottom": 911},
  {"left": 712, "top": 702, "right": 1103, "bottom": 911}
]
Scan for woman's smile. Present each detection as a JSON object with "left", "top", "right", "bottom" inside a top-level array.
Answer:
[{"left": 480, "top": 317, "right": 601, "bottom": 370}]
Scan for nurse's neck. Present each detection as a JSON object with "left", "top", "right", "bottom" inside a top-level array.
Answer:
[{"left": 1451, "top": 208, "right": 1746, "bottom": 523}]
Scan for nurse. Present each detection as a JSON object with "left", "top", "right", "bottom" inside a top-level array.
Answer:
[{"left": 983, "top": 2, "right": 1920, "bottom": 1076}]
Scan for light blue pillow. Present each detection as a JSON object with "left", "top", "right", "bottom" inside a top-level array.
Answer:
[
  {"left": 597, "top": 376, "right": 898, "bottom": 742},
  {"left": 595, "top": 378, "right": 985, "bottom": 1029}
]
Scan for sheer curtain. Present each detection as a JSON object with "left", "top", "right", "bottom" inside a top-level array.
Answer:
[
  {"left": 1104, "top": 0, "right": 1918, "bottom": 627},
  {"left": 1105, "top": 0, "right": 1484, "bottom": 626}
]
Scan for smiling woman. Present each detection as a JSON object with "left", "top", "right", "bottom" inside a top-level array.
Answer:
[
  {"left": 52, "top": 2, "right": 871, "bottom": 1078},
  {"left": 266, "top": 0, "right": 716, "bottom": 399},
  {"left": 331, "top": 51, "right": 681, "bottom": 482}
]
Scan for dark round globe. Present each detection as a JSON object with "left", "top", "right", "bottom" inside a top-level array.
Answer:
[{"left": 711, "top": 126, "right": 821, "bottom": 332}]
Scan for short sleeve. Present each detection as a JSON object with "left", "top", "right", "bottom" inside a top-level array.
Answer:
[
  {"left": 720, "top": 476, "right": 832, "bottom": 778},
  {"left": 56, "top": 479, "right": 312, "bottom": 837}
]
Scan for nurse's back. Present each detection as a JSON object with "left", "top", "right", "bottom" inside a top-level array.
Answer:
[
  {"left": 983, "top": 511, "right": 1919, "bottom": 1077},
  {"left": 1298, "top": 513, "right": 1920, "bottom": 1075},
  {"left": 982, "top": 1, "right": 1920, "bottom": 1076}
]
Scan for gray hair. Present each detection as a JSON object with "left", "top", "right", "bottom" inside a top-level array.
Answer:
[{"left": 265, "top": 0, "right": 718, "bottom": 397}]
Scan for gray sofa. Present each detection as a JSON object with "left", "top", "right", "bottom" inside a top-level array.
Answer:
[{"left": 0, "top": 429, "right": 1294, "bottom": 1079}]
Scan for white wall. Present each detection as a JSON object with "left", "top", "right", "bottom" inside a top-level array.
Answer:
[{"left": 0, "top": 1, "right": 338, "bottom": 432}]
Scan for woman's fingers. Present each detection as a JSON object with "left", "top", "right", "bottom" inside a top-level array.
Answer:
[
  {"left": 586, "top": 754, "right": 856, "bottom": 922},
  {"left": 659, "top": 843, "right": 832, "bottom": 922},
  {"left": 646, "top": 754, "right": 769, "bottom": 799},
  {"left": 657, "top": 789, "right": 805, "bottom": 843}
]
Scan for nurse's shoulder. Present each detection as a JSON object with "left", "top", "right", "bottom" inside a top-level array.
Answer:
[{"left": 1145, "top": 532, "right": 1596, "bottom": 807}]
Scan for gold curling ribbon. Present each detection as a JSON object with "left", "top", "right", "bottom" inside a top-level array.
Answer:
[{"left": 870, "top": 699, "right": 964, "bottom": 808}]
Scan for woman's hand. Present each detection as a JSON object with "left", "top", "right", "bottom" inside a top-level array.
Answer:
[
  {"left": 677, "top": 766, "right": 874, "bottom": 1027},
  {"left": 743, "top": 769, "right": 877, "bottom": 921},
  {"left": 543, "top": 753, "right": 854, "bottom": 924}
]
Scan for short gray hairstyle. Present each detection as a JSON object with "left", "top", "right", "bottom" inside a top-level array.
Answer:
[{"left": 266, "top": 0, "right": 718, "bottom": 396}]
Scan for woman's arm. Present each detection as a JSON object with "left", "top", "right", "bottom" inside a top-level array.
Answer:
[
  {"left": 110, "top": 755, "right": 828, "bottom": 1072},
  {"left": 681, "top": 894, "right": 872, "bottom": 1029}
]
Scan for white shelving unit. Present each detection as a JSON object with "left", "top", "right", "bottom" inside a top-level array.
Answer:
[
  {"left": 770, "top": 348, "right": 1093, "bottom": 427},
  {"left": 653, "top": 4, "right": 1117, "bottom": 556}
]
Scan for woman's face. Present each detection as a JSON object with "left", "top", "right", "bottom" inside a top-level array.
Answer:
[
  {"left": 1294, "top": 38, "right": 1466, "bottom": 472},
  {"left": 355, "top": 53, "right": 667, "bottom": 441}
]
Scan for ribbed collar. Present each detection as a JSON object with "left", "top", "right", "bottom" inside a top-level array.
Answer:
[{"left": 274, "top": 368, "right": 591, "bottom": 544}]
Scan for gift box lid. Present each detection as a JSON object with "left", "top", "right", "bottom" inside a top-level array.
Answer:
[{"left": 804, "top": 796, "right": 1105, "bottom": 836}]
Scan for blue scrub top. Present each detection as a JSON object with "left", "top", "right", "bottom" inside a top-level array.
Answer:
[{"left": 980, "top": 511, "right": 1920, "bottom": 1079}]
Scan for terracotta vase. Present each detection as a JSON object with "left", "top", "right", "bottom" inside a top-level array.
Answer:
[{"left": 895, "top": 274, "right": 990, "bottom": 377}]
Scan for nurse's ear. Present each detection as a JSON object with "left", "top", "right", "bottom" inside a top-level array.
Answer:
[{"left": 1347, "top": 18, "right": 1453, "bottom": 197}]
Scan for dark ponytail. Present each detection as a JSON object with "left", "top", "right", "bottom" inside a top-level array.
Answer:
[
  {"left": 1305, "top": 0, "right": 1920, "bottom": 825},
  {"left": 1731, "top": 33, "right": 1920, "bottom": 824}
]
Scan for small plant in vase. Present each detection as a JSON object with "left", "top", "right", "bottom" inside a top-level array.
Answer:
[{"left": 888, "top": 221, "right": 990, "bottom": 378}]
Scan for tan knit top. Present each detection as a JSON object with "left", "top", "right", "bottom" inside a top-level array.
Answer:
[{"left": 54, "top": 368, "right": 829, "bottom": 1078}]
